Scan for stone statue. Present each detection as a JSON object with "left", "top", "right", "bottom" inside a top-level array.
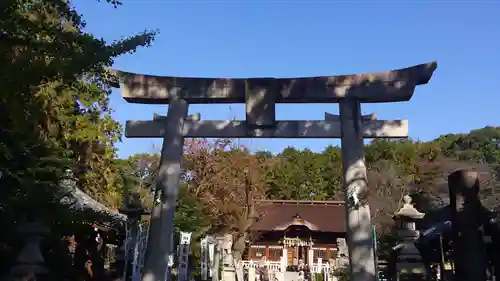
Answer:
[
  {"left": 221, "top": 234, "right": 233, "bottom": 266},
  {"left": 336, "top": 238, "right": 349, "bottom": 268}
]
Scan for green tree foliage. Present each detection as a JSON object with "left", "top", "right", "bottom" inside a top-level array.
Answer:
[
  {"left": 333, "top": 266, "right": 350, "bottom": 281},
  {"left": 116, "top": 153, "right": 160, "bottom": 211},
  {"left": 133, "top": 127, "right": 496, "bottom": 256},
  {"left": 437, "top": 126, "right": 500, "bottom": 169},
  {"left": 174, "top": 183, "right": 209, "bottom": 236},
  {"left": 0, "top": 0, "right": 155, "bottom": 226},
  {"left": 265, "top": 146, "right": 342, "bottom": 200},
  {"left": 117, "top": 152, "right": 209, "bottom": 236}
]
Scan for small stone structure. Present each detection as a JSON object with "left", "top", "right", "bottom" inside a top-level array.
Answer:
[
  {"left": 336, "top": 238, "right": 349, "bottom": 268},
  {"left": 392, "top": 195, "right": 426, "bottom": 281},
  {"left": 220, "top": 234, "right": 236, "bottom": 281},
  {"left": 8, "top": 217, "right": 49, "bottom": 281}
]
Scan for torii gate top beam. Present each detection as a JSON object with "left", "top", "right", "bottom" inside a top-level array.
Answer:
[{"left": 110, "top": 62, "right": 437, "bottom": 104}]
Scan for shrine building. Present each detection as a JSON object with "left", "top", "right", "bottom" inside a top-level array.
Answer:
[{"left": 242, "top": 200, "right": 347, "bottom": 270}]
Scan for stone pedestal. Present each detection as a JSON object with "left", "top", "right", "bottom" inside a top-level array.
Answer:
[
  {"left": 222, "top": 266, "right": 236, "bottom": 281},
  {"left": 275, "top": 271, "right": 284, "bottom": 281},
  {"left": 284, "top": 271, "right": 300, "bottom": 281},
  {"left": 393, "top": 195, "right": 426, "bottom": 281},
  {"left": 220, "top": 234, "right": 236, "bottom": 281}
]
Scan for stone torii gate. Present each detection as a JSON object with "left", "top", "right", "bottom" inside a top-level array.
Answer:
[{"left": 111, "top": 61, "right": 437, "bottom": 281}]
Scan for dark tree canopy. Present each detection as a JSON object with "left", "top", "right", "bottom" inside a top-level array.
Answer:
[{"left": 0, "top": 0, "right": 156, "bottom": 229}]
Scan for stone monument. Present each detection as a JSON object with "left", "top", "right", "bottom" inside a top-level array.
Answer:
[
  {"left": 220, "top": 234, "right": 236, "bottom": 281},
  {"left": 111, "top": 61, "right": 437, "bottom": 281},
  {"left": 336, "top": 238, "right": 349, "bottom": 268}
]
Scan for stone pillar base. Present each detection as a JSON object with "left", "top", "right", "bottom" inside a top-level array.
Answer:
[{"left": 222, "top": 266, "right": 236, "bottom": 281}]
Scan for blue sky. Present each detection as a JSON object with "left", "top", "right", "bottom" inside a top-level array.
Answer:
[{"left": 74, "top": 0, "right": 499, "bottom": 159}]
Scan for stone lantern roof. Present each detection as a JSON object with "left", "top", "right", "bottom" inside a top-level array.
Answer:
[{"left": 394, "top": 195, "right": 425, "bottom": 220}]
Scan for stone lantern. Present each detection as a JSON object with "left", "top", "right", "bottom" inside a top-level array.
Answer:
[
  {"left": 392, "top": 195, "right": 426, "bottom": 281},
  {"left": 9, "top": 216, "right": 49, "bottom": 280}
]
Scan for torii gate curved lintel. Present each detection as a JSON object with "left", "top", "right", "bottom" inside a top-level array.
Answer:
[{"left": 111, "top": 61, "right": 436, "bottom": 104}]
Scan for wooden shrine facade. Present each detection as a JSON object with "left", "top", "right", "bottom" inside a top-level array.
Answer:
[{"left": 244, "top": 200, "right": 347, "bottom": 266}]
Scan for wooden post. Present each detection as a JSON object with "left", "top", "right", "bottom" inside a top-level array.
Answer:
[
  {"left": 448, "top": 170, "right": 487, "bottom": 281},
  {"left": 142, "top": 99, "right": 189, "bottom": 281},
  {"left": 339, "top": 98, "right": 377, "bottom": 281}
]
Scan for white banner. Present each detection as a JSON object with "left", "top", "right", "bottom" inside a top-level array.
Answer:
[
  {"left": 178, "top": 232, "right": 192, "bottom": 281},
  {"left": 201, "top": 237, "right": 208, "bottom": 280},
  {"left": 132, "top": 223, "right": 148, "bottom": 281},
  {"left": 208, "top": 242, "right": 215, "bottom": 277}
]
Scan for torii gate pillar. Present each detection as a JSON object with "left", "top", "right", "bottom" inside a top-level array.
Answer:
[
  {"left": 141, "top": 99, "right": 188, "bottom": 281},
  {"left": 340, "top": 99, "right": 376, "bottom": 281}
]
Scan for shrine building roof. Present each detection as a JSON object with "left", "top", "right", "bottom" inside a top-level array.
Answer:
[{"left": 250, "top": 200, "right": 346, "bottom": 233}]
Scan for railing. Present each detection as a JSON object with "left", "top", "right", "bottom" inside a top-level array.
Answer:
[
  {"left": 241, "top": 260, "right": 282, "bottom": 272},
  {"left": 241, "top": 260, "right": 333, "bottom": 274},
  {"left": 241, "top": 260, "right": 337, "bottom": 281},
  {"left": 311, "top": 262, "right": 331, "bottom": 274}
]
